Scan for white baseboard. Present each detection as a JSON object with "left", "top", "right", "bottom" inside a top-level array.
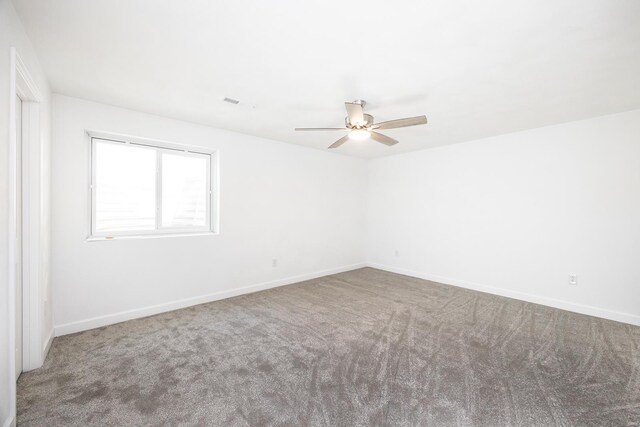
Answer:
[
  {"left": 42, "top": 327, "right": 53, "bottom": 360},
  {"left": 54, "top": 263, "right": 366, "bottom": 336},
  {"left": 367, "top": 263, "right": 640, "bottom": 326}
]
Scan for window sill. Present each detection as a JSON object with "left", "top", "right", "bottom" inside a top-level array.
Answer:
[{"left": 86, "top": 231, "right": 218, "bottom": 242}]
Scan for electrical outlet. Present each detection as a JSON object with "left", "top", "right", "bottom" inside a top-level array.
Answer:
[
  {"left": 395, "top": 250, "right": 399, "bottom": 257},
  {"left": 568, "top": 275, "right": 578, "bottom": 286},
  {"left": 272, "top": 258, "right": 277, "bottom": 268}
]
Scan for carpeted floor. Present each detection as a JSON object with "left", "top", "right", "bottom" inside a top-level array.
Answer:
[{"left": 17, "top": 268, "right": 640, "bottom": 426}]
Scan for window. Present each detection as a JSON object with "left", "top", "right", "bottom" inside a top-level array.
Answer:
[{"left": 90, "top": 134, "right": 216, "bottom": 238}]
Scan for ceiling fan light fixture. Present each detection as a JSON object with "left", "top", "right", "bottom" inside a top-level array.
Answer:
[
  {"left": 349, "top": 129, "right": 371, "bottom": 141},
  {"left": 294, "top": 100, "right": 427, "bottom": 149}
]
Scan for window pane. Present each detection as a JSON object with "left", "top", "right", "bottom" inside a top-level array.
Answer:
[
  {"left": 95, "top": 141, "right": 156, "bottom": 232},
  {"left": 161, "top": 153, "right": 208, "bottom": 228}
]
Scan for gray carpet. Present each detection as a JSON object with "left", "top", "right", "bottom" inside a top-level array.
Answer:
[{"left": 17, "top": 268, "right": 640, "bottom": 426}]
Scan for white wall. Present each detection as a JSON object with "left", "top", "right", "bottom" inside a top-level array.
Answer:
[
  {"left": 52, "top": 97, "right": 640, "bottom": 337},
  {"left": 0, "top": 0, "right": 52, "bottom": 425},
  {"left": 367, "top": 109, "right": 640, "bottom": 325},
  {"left": 51, "top": 95, "right": 367, "bottom": 334}
]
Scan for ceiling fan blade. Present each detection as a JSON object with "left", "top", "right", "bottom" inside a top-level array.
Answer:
[
  {"left": 374, "top": 115, "right": 427, "bottom": 130},
  {"left": 370, "top": 131, "right": 399, "bottom": 146},
  {"left": 345, "top": 102, "right": 365, "bottom": 126},
  {"left": 328, "top": 135, "right": 350, "bottom": 149},
  {"left": 295, "top": 127, "right": 348, "bottom": 131}
]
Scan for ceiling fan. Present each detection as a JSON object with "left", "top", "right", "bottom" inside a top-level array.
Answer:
[{"left": 295, "top": 100, "right": 427, "bottom": 149}]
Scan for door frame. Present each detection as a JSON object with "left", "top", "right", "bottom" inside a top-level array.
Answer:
[{"left": 8, "top": 46, "right": 43, "bottom": 421}]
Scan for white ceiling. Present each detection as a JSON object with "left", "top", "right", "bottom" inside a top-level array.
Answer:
[{"left": 13, "top": 0, "right": 640, "bottom": 158}]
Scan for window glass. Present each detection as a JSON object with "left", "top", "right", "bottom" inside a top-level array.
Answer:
[
  {"left": 161, "top": 152, "right": 208, "bottom": 228},
  {"left": 91, "top": 136, "right": 214, "bottom": 237},
  {"left": 94, "top": 140, "right": 156, "bottom": 232}
]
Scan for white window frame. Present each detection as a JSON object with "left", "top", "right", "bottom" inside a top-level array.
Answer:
[{"left": 88, "top": 131, "right": 218, "bottom": 239}]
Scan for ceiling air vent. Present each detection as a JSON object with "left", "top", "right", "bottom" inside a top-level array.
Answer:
[{"left": 223, "top": 97, "right": 239, "bottom": 105}]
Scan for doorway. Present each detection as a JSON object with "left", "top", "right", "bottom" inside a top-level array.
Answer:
[
  {"left": 8, "top": 46, "right": 46, "bottom": 425},
  {"left": 15, "top": 94, "right": 24, "bottom": 379}
]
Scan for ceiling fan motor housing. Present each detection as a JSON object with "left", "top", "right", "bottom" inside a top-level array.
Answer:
[{"left": 346, "top": 113, "right": 374, "bottom": 129}]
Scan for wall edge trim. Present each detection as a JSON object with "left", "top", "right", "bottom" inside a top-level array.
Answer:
[
  {"left": 54, "top": 263, "right": 367, "bottom": 336},
  {"left": 367, "top": 263, "right": 640, "bottom": 326}
]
